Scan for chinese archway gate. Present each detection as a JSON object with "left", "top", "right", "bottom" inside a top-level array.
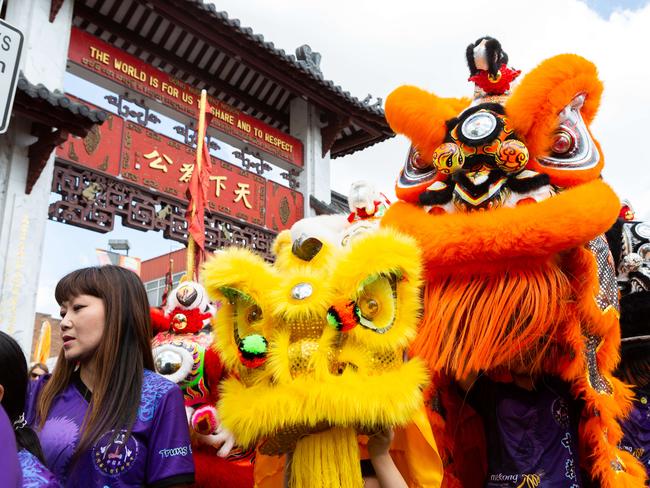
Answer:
[{"left": 51, "top": 27, "right": 308, "bottom": 260}]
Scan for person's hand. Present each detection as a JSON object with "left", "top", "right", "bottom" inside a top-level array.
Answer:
[
  {"left": 367, "top": 428, "right": 394, "bottom": 459},
  {"left": 195, "top": 423, "right": 237, "bottom": 457}
]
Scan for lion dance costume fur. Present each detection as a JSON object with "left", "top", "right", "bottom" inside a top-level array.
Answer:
[
  {"left": 202, "top": 214, "right": 438, "bottom": 488},
  {"left": 151, "top": 281, "right": 254, "bottom": 487},
  {"left": 380, "top": 37, "right": 647, "bottom": 487}
]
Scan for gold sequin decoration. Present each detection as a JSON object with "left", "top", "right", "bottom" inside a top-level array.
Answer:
[
  {"left": 287, "top": 317, "right": 325, "bottom": 341},
  {"left": 288, "top": 340, "right": 320, "bottom": 377},
  {"left": 367, "top": 349, "right": 401, "bottom": 372}
]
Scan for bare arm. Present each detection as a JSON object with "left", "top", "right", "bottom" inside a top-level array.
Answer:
[{"left": 367, "top": 429, "right": 408, "bottom": 488}]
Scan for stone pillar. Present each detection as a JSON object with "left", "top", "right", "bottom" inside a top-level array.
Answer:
[
  {"left": 289, "top": 97, "right": 331, "bottom": 217},
  {"left": 0, "top": 0, "right": 74, "bottom": 355}
]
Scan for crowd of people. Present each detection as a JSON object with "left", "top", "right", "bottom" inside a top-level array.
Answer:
[
  {"left": 0, "top": 246, "right": 646, "bottom": 488},
  {"left": 0, "top": 265, "right": 413, "bottom": 487}
]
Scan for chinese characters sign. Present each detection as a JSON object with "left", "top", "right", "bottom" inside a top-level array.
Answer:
[
  {"left": 67, "top": 27, "right": 303, "bottom": 167},
  {"left": 121, "top": 122, "right": 266, "bottom": 227},
  {"left": 56, "top": 107, "right": 303, "bottom": 231}
]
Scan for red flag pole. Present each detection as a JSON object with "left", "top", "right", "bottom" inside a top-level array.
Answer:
[{"left": 186, "top": 89, "right": 208, "bottom": 281}]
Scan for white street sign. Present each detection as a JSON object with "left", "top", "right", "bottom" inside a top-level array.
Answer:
[{"left": 0, "top": 19, "right": 23, "bottom": 134}]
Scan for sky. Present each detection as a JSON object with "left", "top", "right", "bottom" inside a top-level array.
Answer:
[{"left": 36, "top": 0, "right": 650, "bottom": 316}]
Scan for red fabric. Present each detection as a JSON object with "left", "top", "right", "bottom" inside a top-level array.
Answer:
[
  {"left": 348, "top": 200, "right": 381, "bottom": 222},
  {"left": 193, "top": 448, "right": 254, "bottom": 488},
  {"left": 185, "top": 105, "right": 214, "bottom": 252},
  {"left": 203, "top": 347, "right": 225, "bottom": 399},
  {"left": 468, "top": 64, "right": 521, "bottom": 95},
  {"left": 169, "top": 307, "right": 212, "bottom": 334},
  {"left": 150, "top": 307, "right": 170, "bottom": 333},
  {"left": 160, "top": 259, "right": 173, "bottom": 307}
]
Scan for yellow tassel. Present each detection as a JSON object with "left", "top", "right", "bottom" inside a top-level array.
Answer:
[{"left": 289, "top": 427, "right": 363, "bottom": 488}]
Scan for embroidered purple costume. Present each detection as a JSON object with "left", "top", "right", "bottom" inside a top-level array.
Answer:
[
  {"left": 18, "top": 449, "right": 61, "bottom": 488},
  {"left": 26, "top": 370, "right": 194, "bottom": 487},
  {"left": 607, "top": 217, "right": 650, "bottom": 482},
  {"left": 468, "top": 376, "right": 583, "bottom": 488},
  {"left": 620, "top": 388, "right": 650, "bottom": 474}
]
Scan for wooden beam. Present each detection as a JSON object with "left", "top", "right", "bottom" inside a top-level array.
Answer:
[
  {"left": 75, "top": 3, "right": 290, "bottom": 127},
  {"left": 330, "top": 130, "right": 392, "bottom": 158},
  {"left": 320, "top": 113, "right": 350, "bottom": 158},
  {"left": 13, "top": 97, "right": 93, "bottom": 138}
]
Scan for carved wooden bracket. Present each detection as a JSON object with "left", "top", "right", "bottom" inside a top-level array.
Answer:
[
  {"left": 320, "top": 113, "right": 350, "bottom": 158},
  {"left": 49, "top": 0, "right": 65, "bottom": 23},
  {"left": 26, "top": 124, "right": 68, "bottom": 194},
  {"left": 49, "top": 161, "right": 277, "bottom": 260}
]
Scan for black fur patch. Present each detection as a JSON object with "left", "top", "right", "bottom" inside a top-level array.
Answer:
[
  {"left": 620, "top": 292, "right": 650, "bottom": 339},
  {"left": 452, "top": 170, "right": 505, "bottom": 200},
  {"left": 463, "top": 154, "right": 497, "bottom": 171},
  {"left": 419, "top": 185, "right": 454, "bottom": 206},
  {"left": 506, "top": 173, "right": 550, "bottom": 194},
  {"left": 460, "top": 103, "right": 506, "bottom": 118},
  {"left": 605, "top": 219, "right": 625, "bottom": 270},
  {"left": 465, "top": 36, "right": 509, "bottom": 77}
]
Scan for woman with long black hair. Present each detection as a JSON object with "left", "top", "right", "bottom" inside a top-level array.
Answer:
[
  {"left": 0, "top": 330, "right": 59, "bottom": 486},
  {"left": 26, "top": 265, "right": 195, "bottom": 487}
]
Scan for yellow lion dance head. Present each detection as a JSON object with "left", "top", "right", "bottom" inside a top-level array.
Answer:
[{"left": 202, "top": 223, "right": 428, "bottom": 488}]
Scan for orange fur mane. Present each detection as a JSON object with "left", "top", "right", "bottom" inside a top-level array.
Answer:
[{"left": 413, "top": 257, "right": 570, "bottom": 379}]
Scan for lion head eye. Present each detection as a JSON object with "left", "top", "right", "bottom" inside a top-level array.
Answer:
[
  {"left": 535, "top": 93, "right": 599, "bottom": 172},
  {"left": 551, "top": 128, "right": 576, "bottom": 156},
  {"left": 247, "top": 305, "right": 263, "bottom": 324},
  {"left": 357, "top": 297, "right": 380, "bottom": 320},
  {"left": 355, "top": 274, "right": 398, "bottom": 334}
]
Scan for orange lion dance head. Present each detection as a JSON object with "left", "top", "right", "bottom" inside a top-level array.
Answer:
[{"left": 381, "top": 37, "right": 646, "bottom": 487}]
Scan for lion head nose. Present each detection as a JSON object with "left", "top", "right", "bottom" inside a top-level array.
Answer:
[{"left": 292, "top": 236, "right": 323, "bottom": 261}]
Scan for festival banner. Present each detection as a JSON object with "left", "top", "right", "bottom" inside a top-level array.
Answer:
[
  {"left": 55, "top": 97, "right": 123, "bottom": 176},
  {"left": 67, "top": 27, "right": 303, "bottom": 168}
]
